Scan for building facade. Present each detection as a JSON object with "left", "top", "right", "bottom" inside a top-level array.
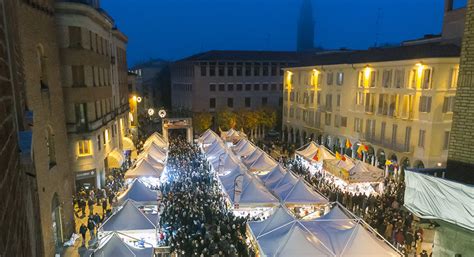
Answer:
[
  {"left": 55, "top": 0, "right": 131, "bottom": 189},
  {"left": 171, "top": 50, "right": 302, "bottom": 114},
  {"left": 282, "top": 44, "right": 460, "bottom": 171},
  {"left": 129, "top": 59, "right": 168, "bottom": 112},
  {"left": 16, "top": 0, "right": 76, "bottom": 255}
]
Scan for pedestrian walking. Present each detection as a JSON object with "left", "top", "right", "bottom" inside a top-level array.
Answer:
[
  {"left": 79, "top": 224, "right": 87, "bottom": 247},
  {"left": 87, "top": 216, "right": 96, "bottom": 239}
]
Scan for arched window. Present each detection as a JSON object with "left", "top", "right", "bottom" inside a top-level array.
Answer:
[
  {"left": 37, "top": 45, "right": 48, "bottom": 90},
  {"left": 51, "top": 193, "right": 63, "bottom": 251},
  {"left": 46, "top": 126, "right": 56, "bottom": 168}
]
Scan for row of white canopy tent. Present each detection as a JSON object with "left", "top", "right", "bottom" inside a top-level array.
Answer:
[
  {"left": 91, "top": 132, "right": 167, "bottom": 257},
  {"left": 232, "top": 137, "right": 328, "bottom": 206},
  {"left": 296, "top": 141, "right": 385, "bottom": 195},
  {"left": 220, "top": 128, "right": 247, "bottom": 142},
  {"left": 125, "top": 132, "right": 169, "bottom": 180},
  {"left": 248, "top": 204, "right": 402, "bottom": 257}
]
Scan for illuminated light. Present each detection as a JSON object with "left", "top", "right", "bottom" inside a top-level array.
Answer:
[
  {"left": 364, "top": 66, "right": 371, "bottom": 79},
  {"left": 148, "top": 108, "right": 155, "bottom": 116},
  {"left": 136, "top": 96, "right": 142, "bottom": 103},
  {"left": 158, "top": 109, "right": 167, "bottom": 118},
  {"left": 437, "top": 162, "right": 442, "bottom": 167},
  {"left": 132, "top": 95, "right": 137, "bottom": 101},
  {"left": 105, "top": 129, "right": 109, "bottom": 142}
]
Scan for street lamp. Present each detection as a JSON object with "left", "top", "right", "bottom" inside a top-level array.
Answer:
[
  {"left": 148, "top": 108, "right": 155, "bottom": 117},
  {"left": 136, "top": 96, "right": 142, "bottom": 103}
]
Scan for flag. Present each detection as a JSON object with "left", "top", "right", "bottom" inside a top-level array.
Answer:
[
  {"left": 345, "top": 139, "right": 352, "bottom": 148},
  {"left": 385, "top": 160, "right": 392, "bottom": 166},
  {"left": 312, "top": 149, "right": 320, "bottom": 162},
  {"left": 336, "top": 151, "right": 341, "bottom": 160}
]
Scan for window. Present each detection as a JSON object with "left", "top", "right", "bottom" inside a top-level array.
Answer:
[
  {"left": 245, "top": 63, "right": 252, "bottom": 76},
  {"left": 356, "top": 92, "right": 364, "bottom": 105},
  {"left": 405, "top": 126, "right": 411, "bottom": 151},
  {"left": 442, "top": 96, "right": 455, "bottom": 113},
  {"left": 46, "top": 127, "right": 56, "bottom": 166},
  {"left": 209, "top": 62, "right": 216, "bottom": 76},
  {"left": 218, "top": 84, "right": 225, "bottom": 91},
  {"left": 392, "top": 124, "right": 398, "bottom": 146},
  {"left": 326, "top": 72, "right": 333, "bottom": 85},
  {"left": 325, "top": 94, "right": 332, "bottom": 111},
  {"left": 69, "top": 26, "right": 82, "bottom": 48},
  {"left": 369, "top": 71, "right": 377, "bottom": 88},
  {"left": 450, "top": 67, "right": 459, "bottom": 88},
  {"left": 335, "top": 115, "right": 341, "bottom": 128},
  {"left": 341, "top": 117, "right": 348, "bottom": 127},
  {"left": 209, "top": 98, "right": 216, "bottom": 109},
  {"left": 279, "top": 97, "right": 283, "bottom": 107},
  {"left": 262, "top": 63, "right": 269, "bottom": 76},
  {"left": 354, "top": 118, "right": 363, "bottom": 132},
  {"left": 254, "top": 63, "right": 260, "bottom": 76},
  {"left": 262, "top": 97, "right": 268, "bottom": 106},
  {"left": 209, "top": 84, "right": 216, "bottom": 91},
  {"left": 443, "top": 131, "right": 450, "bottom": 150},
  {"left": 236, "top": 84, "right": 243, "bottom": 91},
  {"left": 227, "top": 63, "right": 234, "bottom": 76},
  {"left": 325, "top": 113, "right": 332, "bottom": 126},
  {"left": 279, "top": 63, "right": 286, "bottom": 76},
  {"left": 271, "top": 84, "right": 277, "bottom": 91},
  {"left": 78, "top": 140, "right": 92, "bottom": 156},
  {"left": 336, "top": 94, "right": 341, "bottom": 107},
  {"left": 254, "top": 84, "right": 260, "bottom": 91},
  {"left": 262, "top": 84, "right": 269, "bottom": 91},
  {"left": 245, "top": 84, "right": 252, "bottom": 91},
  {"left": 358, "top": 71, "right": 364, "bottom": 88},
  {"left": 365, "top": 93, "right": 375, "bottom": 113},
  {"left": 366, "top": 119, "right": 376, "bottom": 140},
  {"left": 271, "top": 63, "right": 277, "bottom": 76},
  {"left": 382, "top": 69, "right": 392, "bottom": 88},
  {"left": 421, "top": 69, "right": 432, "bottom": 89},
  {"left": 72, "top": 66, "right": 85, "bottom": 87},
  {"left": 200, "top": 63, "right": 207, "bottom": 76},
  {"left": 97, "top": 135, "right": 101, "bottom": 151},
  {"left": 95, "top": 101, "right": 101, "bottom": 119},
  {"left": 227, "top": 84, "right": 234, "bottom": 91},
  {"left": 394, "top": 69, "right": 404, "bottom": 88},
  {"left": 336, "top": 72, "right": 344, "bottom": 85},
  {"left": 218, "top": 63, "right": 225, "bottom": 76},
  {"left": 236, "top": 63, "right": 243, "bottom": 76},
  {"left": 381, "top": 122, "right": 386, "bottom": 141},
  {"left": 418, "top": 129, "right": 426, "bottom": 148},
  {"left": 245, "top": 97, "right": 251, "bottom": 108},
  {"left": 75, "top": 103, "right": 87, "bottom": 128},
  {"left": 317, "top": 92, "right": 321, "bottom": 104},
  {"left": 227, "top": 98, "right": 234, "bottom": 108},
  {"left": 419, "top": 96, "right": 432, "bottom": 113}
]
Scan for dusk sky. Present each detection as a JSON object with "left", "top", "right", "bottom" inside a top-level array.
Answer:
[{"left": 102, "top": 0, "right": 446, "bottom": 66}]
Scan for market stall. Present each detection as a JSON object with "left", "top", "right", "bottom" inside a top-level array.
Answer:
[
  {"left": 143, "top": 132, "right": 168, "bottom": 150},
  {"left": 90, "top": 233, "right": 154, "bottom": 257},
  {"left": 248, "top": 205, "right": 401, "bottom": 257},
  {"left": 232, "top": 139, "right": 257, "bottom": 158},
  {"left": 220, "top": 128, "right": 247, "bottom": 143},
  {"left": 116, "top": 179, "right": 158, "bottom": 205},
  {"left": 99, "top": 200, "right": 158, "bottom": 247},
  {"left": 124, "top": 159, "right": 163, "bottom": 180}
]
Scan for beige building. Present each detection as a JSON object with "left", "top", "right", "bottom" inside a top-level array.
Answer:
[
  {"left": 283, "top": 44, "right": 460, "bottom": 171},
  {"left": 55, "top": 0, "right": 132, "bottom": 189},
  {"left": 15, "top": 0, "right": 76, "bottom": 255}
]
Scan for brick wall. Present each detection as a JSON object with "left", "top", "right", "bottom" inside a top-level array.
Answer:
[
  {"left": 0, "top": 0, "right": 37, "bottom": 256},
  {"left": 447, "top": 0, "right": 474, "bottom": 184}
]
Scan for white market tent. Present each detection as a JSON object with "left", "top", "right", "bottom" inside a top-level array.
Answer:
[
  {"left": 279, "top": 179, "right": 328, "bottom": 205},
  {"left": 242, "top": 148, "right": 265, "bottom": 166},
  {"left": 248, "top": 152, "right": 278, "bottom": 173},
  {"left": 324, "top": 159, "right": 384, "bottom": 184},
  {"left": 90, "top": 233, "right": 153, "bottom": 257},
  {"left": 221, "top": 128, "right": 247, "bottom": 142},
  {"left": 218, "top": 166, "right": 279, "bottom": 207},
  {"left": 117, "top": 179, "right": 158, "bottom": 205},
  {"left": 125, "top": 159, "right": 162, "bottom": 179},
  {"left": 204, "top": 140, "right": 227, "bottom": 159},
  {"left": 198, "top": 129, "right": 220, "bottom": 147},
  {"left": 404, "top": 170, "right": 474, "bottom": 231},
  {"left": 258, "top": 165, "right": 287, "bottom": 187},
  {"left": 140, "top": 142, "right": 167, "bottom": 163},
  {"left": 295, "top": 141, "right": 320, "bottom": 160},
  {"left": 249, "top": 205, "right": 401, "bottom": 257},
  {"left": 233, "top": 139, "right": 257, "bottom": 157},
  {"left": 143, "top": 132, "right": 168, "bottom": 150}
]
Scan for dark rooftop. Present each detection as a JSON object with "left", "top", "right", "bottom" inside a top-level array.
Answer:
[
  {"left": 293, "top": 43, "right": 460, "bottom": 67},
  {"left": 177, "top": 50, "right": 307, "bottom": 62}
]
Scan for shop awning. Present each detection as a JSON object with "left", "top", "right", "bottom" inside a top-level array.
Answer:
[
  {"left": 107, "top": 148, "right": 125, "bottom": 169},
  {"left": 122, "top": 136, "right": 135, "bottom": 151}
]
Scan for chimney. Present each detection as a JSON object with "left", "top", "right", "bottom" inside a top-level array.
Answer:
[{"left": 446, "top": 0, "right": 474, "bottom": 184}]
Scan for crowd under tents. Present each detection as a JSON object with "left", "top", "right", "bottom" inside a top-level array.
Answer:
[
  {"left": 117, "top": 179, "right": 158, "bottom": 205},
  {"left": 249, "top": 205, "right": 402, "bottom": 257},
  {"left": 89, "top": 233, "right": 154, "bottom": 257},
  {"left": 99, "top": 200, "right": 158, "bottom": 247}
]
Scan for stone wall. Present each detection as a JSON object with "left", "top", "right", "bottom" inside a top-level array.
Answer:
[{"left": 447, "top": 0, "right": 474, "bottom": 184}]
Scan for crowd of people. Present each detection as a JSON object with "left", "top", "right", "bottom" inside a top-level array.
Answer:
[
  {"left": 285, "top": 159, "right": 430, "bottom": 256},
  {"left": 158, "top": 136, "right": 254, "bottom": 256}
]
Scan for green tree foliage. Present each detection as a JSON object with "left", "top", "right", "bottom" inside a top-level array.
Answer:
[
  {"left": 217, "top": 109, "right": 237, "bottom": 130},
  {"left": 193, "top": 112, "right": 213, "bottom": 134}
]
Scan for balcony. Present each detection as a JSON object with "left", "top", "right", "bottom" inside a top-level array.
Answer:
[{"left": 368, "top": 137, "right": 412, "bottom": 153}]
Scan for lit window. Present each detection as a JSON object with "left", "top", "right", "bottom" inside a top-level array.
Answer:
[{"left": 78, "top": 140, "right": 92, "bottom": 156}]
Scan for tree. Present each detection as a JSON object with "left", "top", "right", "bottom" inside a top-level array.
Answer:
[
  {"left": 193, "top": 112, "right": 213, "bottom": 134},
  {"left": 217, "top": 109, "right": 237, "bottom": 131},
  {"left": 236, "top": 109, "right": 259, "bottom": 139}
]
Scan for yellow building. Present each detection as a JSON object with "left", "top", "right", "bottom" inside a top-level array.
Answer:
[{"left": 282, "top": 44, "right": 460, "bottom": 171}]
